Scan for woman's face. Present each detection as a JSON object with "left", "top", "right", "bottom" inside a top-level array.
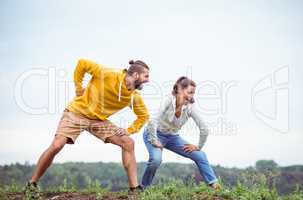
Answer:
[{"left": 179, "top": 85, "right": 196, "bottom": 104}]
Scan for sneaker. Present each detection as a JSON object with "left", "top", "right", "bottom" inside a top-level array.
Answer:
[
  {"left": 209, "top": 182, "right": 221, "bottom": 190},
  {"left": 24, "top": 181, "right": 42, "bottom": 200}
]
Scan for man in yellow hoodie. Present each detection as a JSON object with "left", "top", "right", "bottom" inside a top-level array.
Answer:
[{"left": 25, "top": 59, "right": 150, "bottom": 195}]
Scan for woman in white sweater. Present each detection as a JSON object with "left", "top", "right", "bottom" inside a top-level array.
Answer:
[{"left": 141, "top": 76, "right": 219, "bottom": 189}]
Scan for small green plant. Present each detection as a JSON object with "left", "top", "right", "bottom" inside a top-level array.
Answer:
[
  {"left": 140, "top": 181, "right": 196, "bottom": 200},
  {"left": 23, "top": 182, "right": 42, "bottom": 200},
  {"left": 5, "top": 179, "right": 22, "bottom": 193},
  {"left": 82, "top": 177, "right": 108, "bottom": 197},
  {"left": 0, "top": 187, "right": 8, "bottom": 200}
]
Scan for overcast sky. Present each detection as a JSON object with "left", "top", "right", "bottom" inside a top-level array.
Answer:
[{"left": 1, "top": 0, "right": 303, "bottom": 168}]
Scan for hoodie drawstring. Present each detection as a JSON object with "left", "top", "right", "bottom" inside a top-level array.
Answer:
[
  {"left": 118, "top": 80, "right": 122, "bottom": 102},
  {"left": 130, "top": 94, "right": 134, "bottom": 111},
  {"left": 118, "top": 79, "right": 134, "bottom": 111}
]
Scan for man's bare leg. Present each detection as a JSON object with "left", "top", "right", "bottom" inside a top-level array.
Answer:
[
  {"left": 30, "top": 135, "right": 68, "bottom": 183},
  {"left": 106, "top": 135, "right": 138, "bottom": 188}
]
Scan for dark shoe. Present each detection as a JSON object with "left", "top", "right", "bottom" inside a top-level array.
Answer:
[
  {"left": 24, "top": 181, "right": 42, "bottom": 200},
  {"left": 128, "top": 185, "right": 143, "bottom": 195}
]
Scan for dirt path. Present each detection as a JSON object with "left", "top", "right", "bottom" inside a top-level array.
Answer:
[{"left": 6, "top": 192, "right": 133, "bottom": 200}]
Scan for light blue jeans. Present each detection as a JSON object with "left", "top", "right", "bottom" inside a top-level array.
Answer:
[{"left": 141, "top": 129, "right": 218, "bottom": 188}]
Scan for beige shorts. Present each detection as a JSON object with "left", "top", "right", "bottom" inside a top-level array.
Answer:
[{"left": 55, "top": 109, "right": 119, "bottom": 144}]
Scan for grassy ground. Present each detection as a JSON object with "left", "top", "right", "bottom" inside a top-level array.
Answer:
[{"left": 1, "top": 180, "right": 303, "bottom": 200}]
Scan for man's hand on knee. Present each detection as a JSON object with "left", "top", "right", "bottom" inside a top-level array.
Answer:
[{"left": 115, "top": 127, "right": 128, "bottom": 137}]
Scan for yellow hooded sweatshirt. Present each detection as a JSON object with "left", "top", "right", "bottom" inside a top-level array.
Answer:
[{"left": 67, "top": 59, "right": 149, "bottom": 134}]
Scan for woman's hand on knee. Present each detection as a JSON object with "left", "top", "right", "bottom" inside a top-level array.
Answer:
[
  {"left": 183, "top": 144, "right": 198, "bottom": 153},
  {"left": 152, "top": 141, "right": 163, "bottom": 150}
]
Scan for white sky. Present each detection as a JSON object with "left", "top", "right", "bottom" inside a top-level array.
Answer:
[{"left": 1, "top": 0, "right": 303, "bottom": 168}]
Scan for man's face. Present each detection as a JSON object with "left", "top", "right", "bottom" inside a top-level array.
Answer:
[{"left": 133, "top": 68, "right": 150, "bottom": 90}]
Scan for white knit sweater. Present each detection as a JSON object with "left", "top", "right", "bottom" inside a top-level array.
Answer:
[{"left": 145, "top": 95, "right": 209, "bottom": 150}]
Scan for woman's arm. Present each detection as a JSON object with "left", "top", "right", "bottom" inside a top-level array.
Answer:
[{"left": 190, "top": 104, "right": 209, "bottom": 150}]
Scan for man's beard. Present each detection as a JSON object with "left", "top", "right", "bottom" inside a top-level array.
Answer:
[{"left": 134, "top": 80, "right": 143, "bottom": 90}]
